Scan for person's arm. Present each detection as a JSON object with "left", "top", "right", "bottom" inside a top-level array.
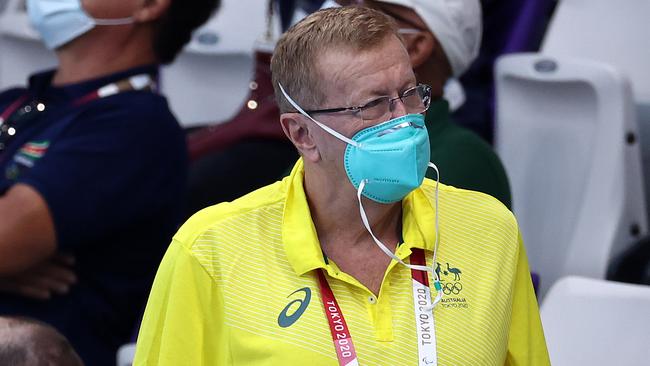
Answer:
[
  {"left": 134, "top": 240, "right": 223, "bottom": 366},
  {"left": 0, "top": 184, "right": 77, "bottom": 299},
  {"left": 0, "top": 184, "right": 56, "bottom": 274},
  {"left": 504, "top": 234, "right": 550, "bottom": 365}
]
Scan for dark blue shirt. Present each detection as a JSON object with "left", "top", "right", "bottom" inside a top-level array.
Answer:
[{"left": 0, "top": 65, "right": 187, "bottom": 366}]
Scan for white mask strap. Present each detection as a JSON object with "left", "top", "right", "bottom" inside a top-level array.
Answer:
[
  {"left": 93, "top": 17, "right": 134, "bottom": 26},
  {"left": 428, "top": 162, "right": 443, "bottom": 306},
  {"left": 356, "top": 170, "right": 444, "bottom": 308},
  {"left": 278, "top": 83, "right": 360, "bottom": 147}
]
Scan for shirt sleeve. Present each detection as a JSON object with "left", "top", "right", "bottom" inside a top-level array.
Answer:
[
  {"left": 505, "top": 233, "right": 551, "bottom": 365},
  {"left": 134, "top": 240, "right": 224, "bottom": 366}
]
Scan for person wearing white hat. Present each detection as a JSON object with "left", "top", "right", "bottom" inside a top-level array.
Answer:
[
  {"left": 364, "top": 0, "right": 512, "bottom": 209},
  {"left": 378, "top": 0, "right": 481, "bottom": 75}
]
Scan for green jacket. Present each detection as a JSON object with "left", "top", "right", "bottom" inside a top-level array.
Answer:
[{"left": 426, "top": 99, "right": 512, "bottom": 209}]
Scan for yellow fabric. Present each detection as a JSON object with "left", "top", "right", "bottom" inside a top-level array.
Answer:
[{"left": 134, "top": 159, "right": 550, "bottom": 365}]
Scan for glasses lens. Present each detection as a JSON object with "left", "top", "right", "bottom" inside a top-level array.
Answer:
[
  {"left": 359, "top": 85, "right": 432, "bottom": 121},
  {"left": 359, "top": 96, "right": 391, "bottom": 121},
  {"left": 401, "top": 85, "right": 431, "bottom": 114}
]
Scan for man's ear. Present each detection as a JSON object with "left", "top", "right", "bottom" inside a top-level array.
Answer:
[
  {"left": 280, "top": 113, "right": 321, "bottom": 162},
  {"left": 134, "top": 0, "right": 171, "bottom": 23},
  {"left": 404, "top": 31, "right": 436, "bottom": 69}
]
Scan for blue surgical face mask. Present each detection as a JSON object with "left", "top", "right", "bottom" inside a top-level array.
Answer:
[
  {"left": 279, "top": 83, "right": 431, "bottom": 203},
  {"left": 27, "top": 0, "right": 134, "bottom": 50}
]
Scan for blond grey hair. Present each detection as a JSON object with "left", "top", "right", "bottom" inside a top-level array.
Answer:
[{"left": 271, "top": 6, "right": 399, "bottom": 113}]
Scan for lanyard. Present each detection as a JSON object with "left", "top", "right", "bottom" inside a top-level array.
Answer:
[
  {"left": 0, "top": 74, "right": 156, "bottom": 153},
  {"left": 410, "top": 248, "right": 438, "bottom": 365},
  {"left": 317, "top": 248, "right": 438, "bottom": 366},
  {"left": 0, "top": 95, "right": 30, "bottom": 124}
]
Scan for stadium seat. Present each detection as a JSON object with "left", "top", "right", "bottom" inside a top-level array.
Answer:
[
  {"left": 542, "top": 0, "right": 650, "bottom": 104},
  {"left": 540, "top": 276, "right": 650, "bottom": 366},
  {"left": 495, "top": 53, "right": 648, "bottom": 298},
  {"left": 542, "top": 0, "right": 650, "bottom": 220}
]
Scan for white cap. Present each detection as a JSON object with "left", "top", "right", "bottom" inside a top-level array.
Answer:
[
  {"left": 377, "top": 0, "right": 482, "bottom": 77},
  {"left": 320, "top": 0, "right": 342, "bottom": 9}
]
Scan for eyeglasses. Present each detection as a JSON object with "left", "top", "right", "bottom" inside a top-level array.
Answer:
[{"left": 304, "top": 84, "right": 432, "bottom": 122}]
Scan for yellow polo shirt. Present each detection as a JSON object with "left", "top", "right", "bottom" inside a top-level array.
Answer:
[{"left": 134, "top": 159, "right": 549, "bottom": 365}]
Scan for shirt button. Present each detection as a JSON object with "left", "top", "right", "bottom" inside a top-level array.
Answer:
[{"left": 368, "top": 296, "right": 377, "bottom": 304}]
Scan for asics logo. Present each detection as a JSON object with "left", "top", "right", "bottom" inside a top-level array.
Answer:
[{"left": 278, "top": 287, "right": 311, "bottom": 328}]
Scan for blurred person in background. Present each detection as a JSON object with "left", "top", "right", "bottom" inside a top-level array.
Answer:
[
  {"left": 184, "top": 0, "right": 299, "bottom": 217},
  {"left": 134, "top": 7, "right": 547, "bottom": 365},
  {"left": 0, "top": 0, "right": 219, "bottom": 364},
  {"left": 363, "top": 0, "right": 511, "bottom": 209},
  {"left": 0, "top": 316, "right": 84, "bottom": 366}
]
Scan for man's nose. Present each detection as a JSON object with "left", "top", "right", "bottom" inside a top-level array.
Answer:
[{"left": 390, "top": 97, "right": 408, "bottom": 119}]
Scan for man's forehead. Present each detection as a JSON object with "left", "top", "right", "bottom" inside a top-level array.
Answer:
[{"left": 314, "top": 36, "right": 415, "bottom": 102}]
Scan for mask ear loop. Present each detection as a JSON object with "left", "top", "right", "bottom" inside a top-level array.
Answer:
[
  {"left": 278, "top": 83, "right": 361, "bottom": 148},
  {"left": 356, "top": 163, "right": 444, "bottom": 310},
  {"left": 92, "top": 17, "right": 134, "bottom": 26}
]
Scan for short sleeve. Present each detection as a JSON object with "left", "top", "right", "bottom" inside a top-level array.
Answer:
[
  {"left": 134, "top": 240, "right": 224, "bottom": 365},
  {"left": 505, "top": 233, "right": 551, "bottom": 365},
  {"left": 17, "top": 96, "right": 186, "bottom": 250}
]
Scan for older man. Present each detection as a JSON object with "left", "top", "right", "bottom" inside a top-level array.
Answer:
[{"left": 135, "top": 6, "right": 548, "bottom": 365}]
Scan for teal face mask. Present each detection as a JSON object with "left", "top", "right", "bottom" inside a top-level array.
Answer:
[
  {"left": 279, "top": 84, "right": 431, "bottom": 203},
  {"left": 344, "top": 114, "right": 430, "bottom": 203}
]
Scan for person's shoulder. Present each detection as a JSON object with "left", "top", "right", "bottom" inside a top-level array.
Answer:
[
  {"left": 174, "top": 179, "right": 288, "bottom": 249},
  {"left": 84, "top": 91, "right": 175, "bottom": 125},
  {"left": 71, "top": 91, "right": 183, "bottom": 151},
  {"left": 419, "top": 180, "right": 521, "bottom": 264},
  {"left": 421, "top": 179, "right": 517, "bottom": 231}
]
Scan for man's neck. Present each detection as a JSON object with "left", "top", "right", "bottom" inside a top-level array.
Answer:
[
  {"left": 304, "top": 165, "right": 402, "bottom": 295},
  {"left": 304, "top": 166, "right": 402, "bottom": 250},
  {"left": 52, "top": 30, "right": 157, "bottom": 86}
]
